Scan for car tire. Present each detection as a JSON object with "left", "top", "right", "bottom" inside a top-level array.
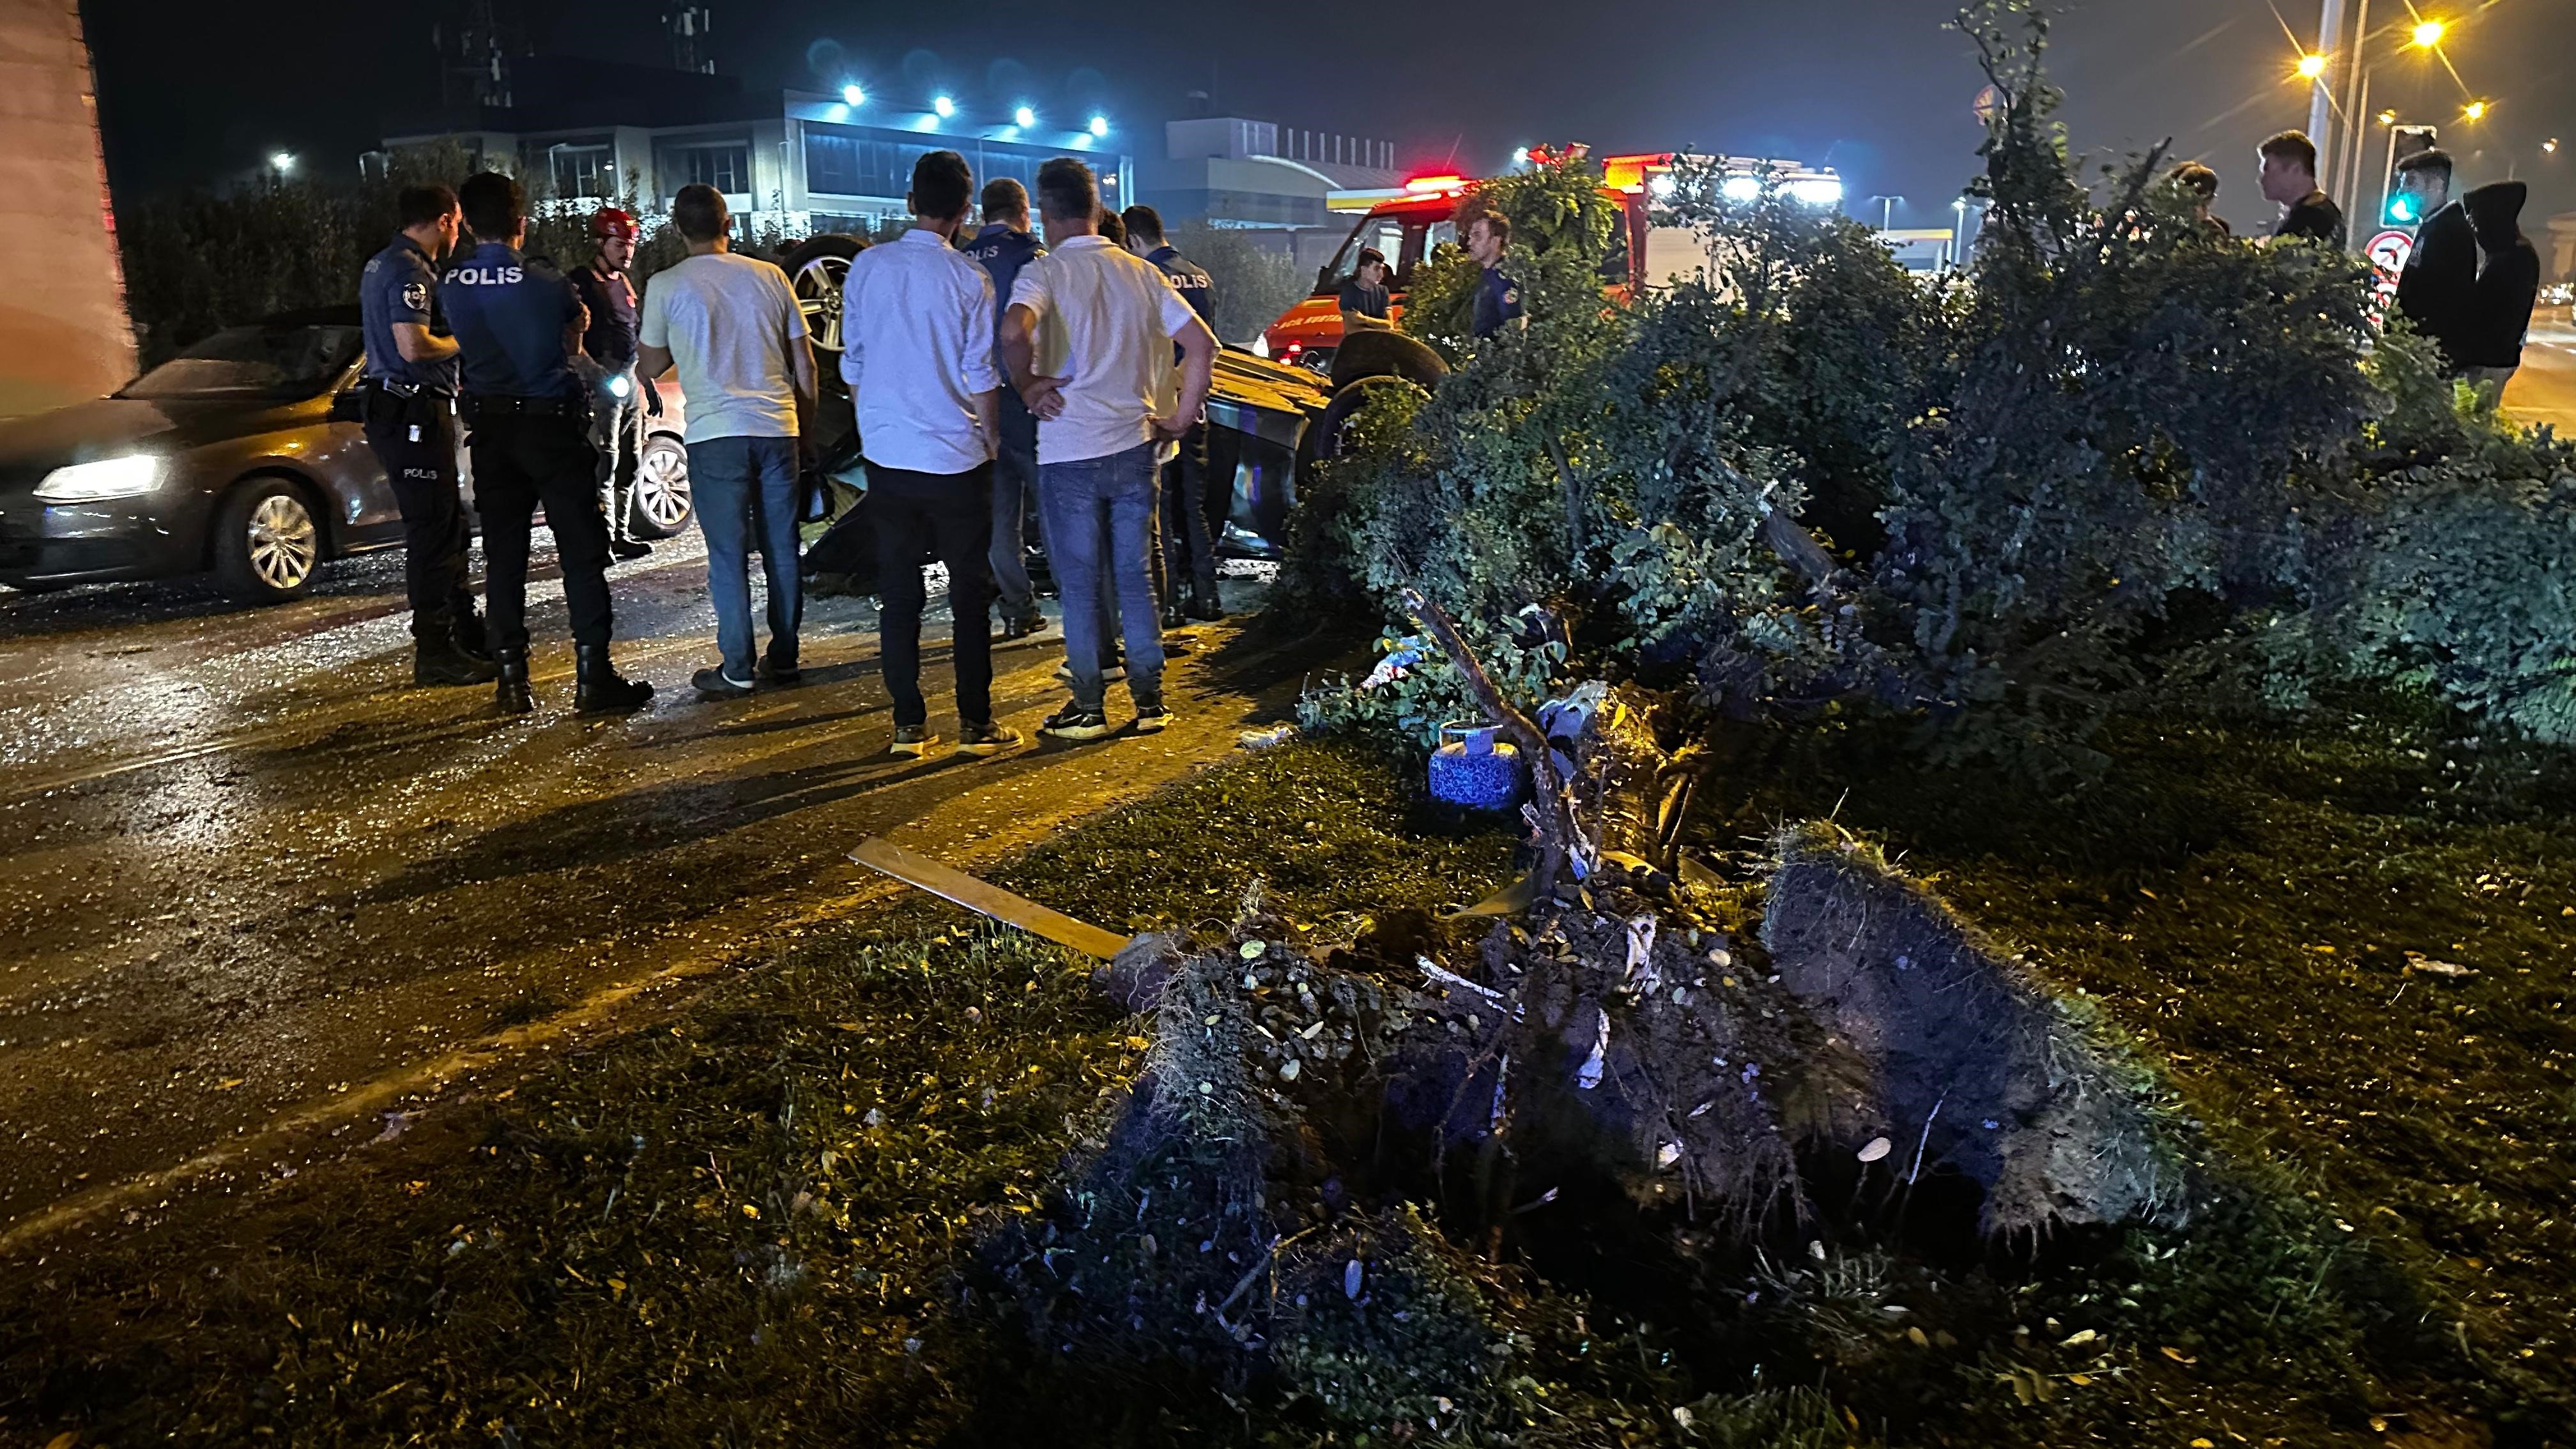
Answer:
[
  {"left": 628, "top": 432, "right": 695, "bottom": 539},
  {"left": 1328, "top": 329, "right": 1447, "bottom": 394},
  {"left": 782, "top": 234, "right": 868, "bottom": 362},
  {"left": 212, "top": 477, "right": 323, "bottom": 603}
]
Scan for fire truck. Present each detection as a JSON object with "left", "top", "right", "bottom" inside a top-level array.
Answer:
[{"left": 1256, "top": 151, "right": 1844, "bottom": 372}]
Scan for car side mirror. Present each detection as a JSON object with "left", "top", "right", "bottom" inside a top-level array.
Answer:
[
  {"left": 328, "top": 388, "right": 364, "bottom": 424},
  {"left": 1316, "top": 264, "right": 1335, "bottom": 293}
]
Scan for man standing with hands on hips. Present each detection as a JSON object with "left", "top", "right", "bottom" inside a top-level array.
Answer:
[
  {"left": 440, "top": 171, "right": 655, "bottom": 717},
  {"left": 638, "top": 183, "right": 817, "bottom": 699},
  {"left": 1001, "top": 158, "right": 1218, "bottom": 742},
  {"left": 357, "top": 182, "right": 494, "bottom": 687},
  {"left": 839, "top": 150, "right": 1023, "bottom": 759}
]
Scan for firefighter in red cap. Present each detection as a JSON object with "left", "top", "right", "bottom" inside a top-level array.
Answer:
[{"left": 569, "top": 206, "right": 655, "bottom": 560}]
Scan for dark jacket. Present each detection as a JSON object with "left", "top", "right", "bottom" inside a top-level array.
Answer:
[
  {"left": 2395, "top": 197, "right": 2478, "bottom": 365},
  {"left": 2458, "top": 181, "right": 2540, "bottom": 371}
]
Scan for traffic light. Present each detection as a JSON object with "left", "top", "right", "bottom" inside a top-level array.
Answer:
[{"left": 2380, "top": 124, "right": 2441, "bottom": 227}]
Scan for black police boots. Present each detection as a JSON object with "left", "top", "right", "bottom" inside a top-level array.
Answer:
[
  {"left": 453, "top": 606, "right": 493, "bottom": 663},
  {"left": 493, "top": 648, "right": 535, "bottom": 716},
  {"left": 574, "top": 643, "right": 655, "bottom": 714},
  {"left": 415, "top": 611, "right": 499, "bottom": 687}
]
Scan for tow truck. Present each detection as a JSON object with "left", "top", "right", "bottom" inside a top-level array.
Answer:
[{"left": 1257, "top": 151, "right": 1844, "bottom": 373}]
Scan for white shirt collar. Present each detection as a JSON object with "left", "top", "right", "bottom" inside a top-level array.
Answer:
[{"left": 1054, "top": 234, "right": 1114, "bottom": 252}]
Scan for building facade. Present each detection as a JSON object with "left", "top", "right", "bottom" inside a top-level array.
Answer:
[
  {"left": 0, "top": 0, "right": 134, "bottom": 415},
  {"left": 375, "top": 56, "right": 1133, "bottom": 243},
  {"left": 1137, "top": 116, "right": 1399, "bottom": 273}
]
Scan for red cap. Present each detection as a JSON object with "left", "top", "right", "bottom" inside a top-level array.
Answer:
[{"left": 590, "top": 206, "right": 640, "bottom": 240}]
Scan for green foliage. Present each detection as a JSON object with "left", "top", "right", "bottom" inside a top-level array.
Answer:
[
  {"left": 1292, "top": 0, "right": 2576, "bottom": 776},
  {"left": 1400, "top": 151, "right": 1625, "bottom": 365}
]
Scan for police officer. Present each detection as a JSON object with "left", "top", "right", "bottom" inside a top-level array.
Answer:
[
  {"left": 962, "top": 178, "right": 1047, "bottom": 639},
  {"left": 440, "top": 171, "right": 654, "bottom": 716},
  {"left": 358, "top": 183, "right": 494, "bottom": 686},
  {"left": 567, "top": 206, "right": 654, "bottom": 562},
  {"left": 1467, "top": 210, "right": 1525, "bottom": 339},
  {"left": 1119, "top": 204, "right": 1223, "bottom": 627}
]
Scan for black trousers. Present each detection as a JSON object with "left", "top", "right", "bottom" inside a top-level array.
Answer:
[
  {"left": 864, "top": 459, "right": 995, "bottom": 730},
  {"left": 1158, "top": 420, "right": 1219, "bottom": 601},
  {"left": 466, "top": 406, "right": 615, "bottom": 654},
  {"left": 362, "top": 391, "right": 474, "bottom": 641}
]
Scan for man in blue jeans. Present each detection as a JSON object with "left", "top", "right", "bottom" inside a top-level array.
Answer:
[
  {"left": 1001, "top": 158, "right": 1217, "bottom": 740},
  {"left": 636, "top": 183, "right": 818, "bottom": 697}
]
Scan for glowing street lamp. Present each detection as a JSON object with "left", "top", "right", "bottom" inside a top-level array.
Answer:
[
  {"left": 841, "top": 83, "right": 864, "bottom": 106},
  {"left": 931, "top": 94, "right": 956, "bottom": 118},
  {"left": 2296, "top": 52, "right": 2328, "bottom": 80},
  {"left": 2410, "top": 18, "right": 2446, "bottom": 47},
  {"left": 269, "top": 151, "right": 296, "bottom": 174},
  {"left": 1013, "top": 104, "right": 1035, "bottom": 128},
  {"left": 2461, "top": 100, "right": 2488, "bottom": 121},
  {"left": 2547, "top": 139, "right": 2561, "bottom": 154}
]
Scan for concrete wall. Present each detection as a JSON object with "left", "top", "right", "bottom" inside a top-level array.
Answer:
[{"left": 0, "top": 0, "right": 134, "bottom": 417}]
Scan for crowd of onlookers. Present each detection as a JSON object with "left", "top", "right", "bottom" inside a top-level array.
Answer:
[
  {"left": 359, "top": 152, "right": 1232, "bottom": 753},
  {"left": 2169, "top": 129, "right": 2542, "bottom": 397}
]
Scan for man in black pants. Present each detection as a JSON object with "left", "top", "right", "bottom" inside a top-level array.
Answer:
[
  {"left": 1119, "top": 204, "right": 1225, "bottom": 627},
  {"left": 438, "top": 171, "right": 654, "bottom": 717},
  {"left": 356, "top": 183, "right": 493, "bottom": 686},
  {"left": 837, "top": 151, "right": 1023, "bottom": 758}
]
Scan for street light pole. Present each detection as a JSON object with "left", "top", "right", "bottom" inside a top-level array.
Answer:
[
  {"left": 2310, "top": 0, "right": 2346, "bottom": 181},
  {"left": 2329, "top": 0, "right": 2371, "bottom": 200}
]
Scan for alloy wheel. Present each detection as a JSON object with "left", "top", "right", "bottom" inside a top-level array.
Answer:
[{"left": 246, "top": 492, "right": 318, "bottom": 592}]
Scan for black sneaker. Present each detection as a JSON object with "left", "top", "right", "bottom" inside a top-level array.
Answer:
[
  {"left": 958, "top": 721, "right": 1025, "bottom": 756},
  {"left": 1133, "top": 701, "right": 1174, "bottom": 734},
  {"left": 758, "top": 653, "right": 802, "bottom": 686},
  {"left": 691, "top": 666, "right": 753, "bottom": 699},
  {"left": 1038, "top": 704, "right": 1113, "bottom": 742},
  {"left": 1000, "top": 611, "right": 1046, "bottom": 641},
  {"left": 609, "top": 538, "right": 653, "bottom": 562},
  {"left": 889, "top": 725, "right": 939, "bottom": 757},
  {"left": 1052, "top": 660, "right": 1126, "bottom": 686}
]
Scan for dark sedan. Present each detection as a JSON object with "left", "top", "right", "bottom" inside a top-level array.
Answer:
[{"left": 0, "top": 309, "right": 696, "bottom": 602}]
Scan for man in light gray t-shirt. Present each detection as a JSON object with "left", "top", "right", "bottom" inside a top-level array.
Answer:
[{"left": 637, "top": 184, "right": 818, "bottom": 697}]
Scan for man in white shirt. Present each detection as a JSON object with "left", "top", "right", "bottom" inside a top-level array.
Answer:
[
  {"left": 636, "top": 183, "right": 817, "bottom": 700},
  {"left": 838, "top": 151, "right": 1023, "bottom": 758},
  {"left": 1001, "top": 158, "right": 1217, "bottom": 741}
]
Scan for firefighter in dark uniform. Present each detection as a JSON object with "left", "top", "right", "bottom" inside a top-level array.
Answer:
[
  {"left": 567, "top": 205, "right": 654, "bottom": 562},
  {"left": 440, "top": 171, "right": 654, "bottom": 716},
  {"left": 358, "top": 183, "right": 494, "bottom": 686},
  {"left": 1119, "top": 204, "right": 1225, "bottom": 627}
]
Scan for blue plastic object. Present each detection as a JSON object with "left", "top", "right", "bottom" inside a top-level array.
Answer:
[{"left": 1429, "top": 721, "right": 1524, "bottom": 811}]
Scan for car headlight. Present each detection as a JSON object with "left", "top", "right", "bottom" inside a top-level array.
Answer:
[{"left": 34, "top": 454, "right": 164, "bottom": 503}]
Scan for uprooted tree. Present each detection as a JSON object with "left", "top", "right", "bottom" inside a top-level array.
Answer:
[{"left": 969, "top": 1, "right": 2576, "bottom": 1438}]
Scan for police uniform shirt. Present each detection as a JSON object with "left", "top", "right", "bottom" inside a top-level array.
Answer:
[
  {"left": 1471, "top": 264, "right": 1524, "bottom": 338},
  {"left": 360, "top": 234, "right": 459, "bottom": 395},
  {"left": 568, "top": 263, "right": 640, "bottom": 370},
  {"left": 1144, "top": 244, "right": 1216, "bottom": 328},
  {"left": 1338, "top": 277, "right": 1391, "bottom": 320},
  {"left": 963, "top": 224, "right": 1045, "bottom": 366},
  {"left": 440, "top": 242, "right": 586, "bottom": 401}
]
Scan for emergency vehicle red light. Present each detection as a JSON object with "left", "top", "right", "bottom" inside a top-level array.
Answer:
[{"left": 1404, "top": 174, "right": 1467, "bottom": 193}]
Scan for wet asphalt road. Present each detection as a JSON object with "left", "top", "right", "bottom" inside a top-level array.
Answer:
[{"left": 0, "top": 537, "right": 1306, "bottom": 1234}]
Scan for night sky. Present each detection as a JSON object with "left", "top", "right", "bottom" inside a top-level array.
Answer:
[{"left": 86, "top": 0, "right": 2576, "bottom": 236}]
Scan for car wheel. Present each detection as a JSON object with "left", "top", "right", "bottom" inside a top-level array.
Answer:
[
  {"left": 629, "top": 433, "right": 694, "bottom": 539},
  {"left": 213, "top": 477, "right": 322, "bottom": 602},
  {"left": 782, "top": 234, "right": 867, "bottom": 360}
]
